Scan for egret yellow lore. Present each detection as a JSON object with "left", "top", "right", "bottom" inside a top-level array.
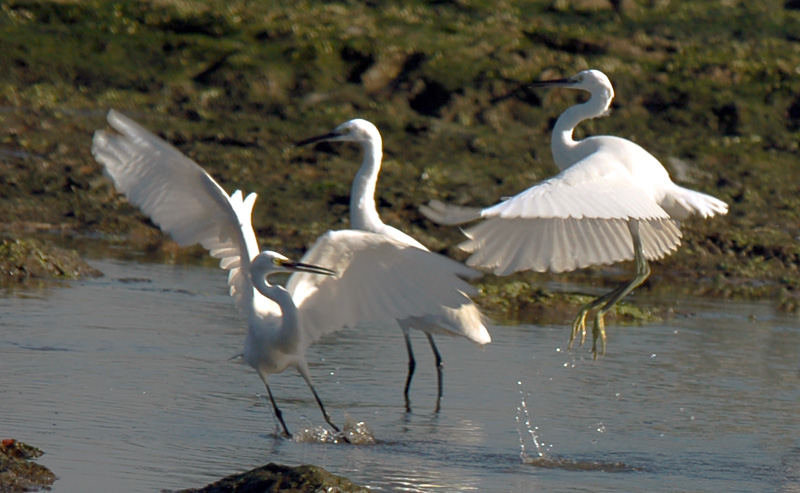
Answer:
[
  {"left": 421, "top": 70, "right": 728, "bottom": 357},
  {"left": 298, "top": 119, "right": 491, "bottom": 411},
  {"left": 93, "top": 110, "right": 487, "bottom": 439}
]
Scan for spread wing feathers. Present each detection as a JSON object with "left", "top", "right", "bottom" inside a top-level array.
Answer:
[
  {"left": 286, "top": 230, "right": 482, "bottom": 346},
  {"left": 92, "top": 109, "right": 268, "bottom": 315},
  {"left": 460, "top": 216, "right": 682, "bottom": 275},
  {"left": 481, "top": 154, "right": 672, "bottom": 221},
  {"left": 419, "top": 199, "right": 483, "bottom": 226}
]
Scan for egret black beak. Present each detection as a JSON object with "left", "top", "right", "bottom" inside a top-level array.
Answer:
[
  {"left": 491, "top": 77, "right": 575, "bottom": 104},
  {"left": 283, "top": 259, "right": 337, "bottom": 276},
  {"left": 296, "top": 131, "right": 340, "bottom": 147}
]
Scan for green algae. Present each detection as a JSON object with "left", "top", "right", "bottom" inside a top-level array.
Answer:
[
  {"left": 476, "top": 278, "right": 663, "bottom": 325},
  {"left": 0, "top": 0, "right": 798, "bottom": 310},
  {"left": 0, "top": 238, "right": 101, "bottom": 283}
]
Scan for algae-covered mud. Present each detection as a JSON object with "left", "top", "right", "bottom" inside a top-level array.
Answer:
[
  {"left": 0, "top": 439, "right": 57, "bottom": 492},
  {"left": 0, "top": 238, "right": 101, "bottom": 284},
  {"left": 1, "top": 0, "right": 799, "bottom": 312}
]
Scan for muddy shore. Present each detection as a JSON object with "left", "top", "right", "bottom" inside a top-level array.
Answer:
[{"left": 1, "top": 3, "right": 798, "bottom": 312}]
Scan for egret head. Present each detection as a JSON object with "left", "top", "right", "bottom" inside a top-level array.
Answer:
[
  {"left": 493, "top": 69, "right": 615, "bottom": 106},
  {"left": 250, "top": 251, "right": 337, "bottom": 279},
  {"left": 297, "top": 119, "right": 380, "bottom": 147},
  {"left": 565, "top": 70, "right": 614, "bottom": 98},
  {"left": 528, "top": 69, "right": 614, "bottom": 100}
]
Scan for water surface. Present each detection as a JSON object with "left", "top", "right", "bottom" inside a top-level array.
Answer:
[{"left": 1, "top": 259, "right": 798, "bottom": 492}]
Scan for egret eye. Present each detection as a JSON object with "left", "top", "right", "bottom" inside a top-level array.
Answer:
[{"left": 272, "top": 257, "right": 282, "bottom": 266}]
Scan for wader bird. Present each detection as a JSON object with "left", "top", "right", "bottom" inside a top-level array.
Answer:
[
  {"left": 421, "top": 70, "right": 728, "bottom": 357},
  {"left": 298, "top": 119, "right": 490, "bottom": 410},
  {"left": 93, "top": 110, "right": 486, "bottom": 439}
]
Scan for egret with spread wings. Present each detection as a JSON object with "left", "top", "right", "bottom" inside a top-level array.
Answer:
[
  {"left": 298, "top": 119, "right": 491, "bottom": 411},
  {"left": 92, "top": 110, "right": 484, "bottom": 439},
  {"left": 421, "top": 70, "right": 728, "bottom": 357}
]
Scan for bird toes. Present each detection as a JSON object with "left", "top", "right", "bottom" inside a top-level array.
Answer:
[
  {"left": 591, "top": 314, "right": 607, "bottom": 359},
  {"left": 569, "top": 310, "right": 589, "bottom": 349}
]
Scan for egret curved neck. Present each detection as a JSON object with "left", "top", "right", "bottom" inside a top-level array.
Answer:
[
  {"left": 350, "top": 137, "right": 385, "bottom": 231},
  {"left": 252, "top": 274, "right": 300, "bottom": 348},
  {"left": 551, "top": 92, "right": 611, "bottom": 170}
]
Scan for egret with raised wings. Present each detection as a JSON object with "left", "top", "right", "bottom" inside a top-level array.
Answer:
[
  {"left": 421, "top": 69, "right": 728, "bottom": 357},
  {"left": 298, "top": 119, "right": 491, "bottom": 410},
  {"left": 92, "top": 110, "right": 485, "bottom": 439}
]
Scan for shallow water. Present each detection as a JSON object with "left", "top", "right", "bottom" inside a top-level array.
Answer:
[{"left": 1, "top": 259, "right": 799, "bottom": 492}]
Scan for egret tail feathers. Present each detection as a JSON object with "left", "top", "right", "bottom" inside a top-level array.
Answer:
[
  {"left": 662, "top": 187, "right": 728, "bottom": 220},
  {"left": 403, "top": 303, "right": 491, "bottom": 345}
]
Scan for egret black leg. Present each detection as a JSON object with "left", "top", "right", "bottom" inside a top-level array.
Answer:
[
  {"left": 301, "top": 374, "right": 351, "bottom": 444},
  {"left": 403, "top": 331, "right": 416, "bottom": 412},
  {"left": 265, "top": 383, "right": 292, "bottom": 439},
  {"left": 425, "top": 333, "right": 444, "bottom": 413}
]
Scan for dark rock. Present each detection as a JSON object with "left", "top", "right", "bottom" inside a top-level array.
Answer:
[
  {"left": 173, "top": 462, "right": 368, "bottom": 493},
  {"left": 0, "top": 439, "right": 57, "bottom": 492}
]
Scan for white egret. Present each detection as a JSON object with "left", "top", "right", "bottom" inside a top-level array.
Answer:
[
  {"left": 297, "top": 119, "right": 491, "bottom": 410},
  {"left": 92, "top": 110, "right": 488, "bottom": 438},
  {"left": 421, "top": 69, "right": 728, "bottom": 357}
]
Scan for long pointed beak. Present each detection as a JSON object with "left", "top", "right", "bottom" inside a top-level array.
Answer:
[
  {"left": 283, "top": 259, "right": 337, "bottom": 276},
  {"left": 296, "top": 131, "right": 340, "bottom": 147},
  {"left": 491, "top": 77, "right": 574, "bottom": 104}
]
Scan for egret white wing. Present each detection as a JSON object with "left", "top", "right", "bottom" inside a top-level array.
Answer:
[
  {"left": 92, "top": 110, "right": 269, "bottom": 316},
  {"left": 455, "top": 151, "right": 682, "bottom": 274},
  {"left": 482, "top": 152, "right": 672, "bottom": 221},
  {"left": 287, "top": 230, "right": 481, "bottom": 346},
  {"left": 460, "top": 215, "right": 681, "bottom": 275}
]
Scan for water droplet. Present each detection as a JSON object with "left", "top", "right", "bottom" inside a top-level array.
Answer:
[{"left": 650, "top": 353, "right": 657, "bottom": 358}]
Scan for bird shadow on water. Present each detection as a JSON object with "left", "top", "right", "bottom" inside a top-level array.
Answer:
[{"left": 516, "top": 389, "right": 641, "bottom": 473}]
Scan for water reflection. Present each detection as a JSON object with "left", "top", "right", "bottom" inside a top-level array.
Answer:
[{"left": 1, "top": 259, "right": 799, "bottom": 491}]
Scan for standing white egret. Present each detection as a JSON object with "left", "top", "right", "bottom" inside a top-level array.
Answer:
[
  {"left": 92, "top": 110, "right": 489, "bottom": 438},
  {"left": 421, "top": 69, "right": 728, "bottom": 357},
  {"left": 297, "top": 119, "right": 491, "bottom": 411}
]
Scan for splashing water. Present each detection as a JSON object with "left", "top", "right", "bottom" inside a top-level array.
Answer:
[
  {"left": 516, "top": 381, "right": 546, "bottom": 461},
  {"left": 515, "top": 381, "right": 636, "bottom": 472},
  {"left": 293, "top": 414, "right": 376, "bottom": 445}
]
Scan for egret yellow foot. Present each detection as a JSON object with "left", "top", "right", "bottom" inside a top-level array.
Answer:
[
  {"left": 591, "top": 311, "right": 608, "bottom": 359},
  {"left": 569, "top": 309, "right": 589, "bottom": 349}
]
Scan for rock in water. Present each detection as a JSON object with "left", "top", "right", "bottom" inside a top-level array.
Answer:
[
  {"left": 0, "top": 439, "right": 57, "bottom": 492},
  {"left": 173, "top": 462, "right": 368, "bottom": 493}
]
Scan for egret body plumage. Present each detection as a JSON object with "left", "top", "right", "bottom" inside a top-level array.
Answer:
[
  {"left": 93, "top": 110, "right": 489, "bottom": 438},
  {"left": 421, "top": 70, "right": 728, "bottom": 356},
  {"left": 298, "top": 119, "right": 491, "bottom": 410}
]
